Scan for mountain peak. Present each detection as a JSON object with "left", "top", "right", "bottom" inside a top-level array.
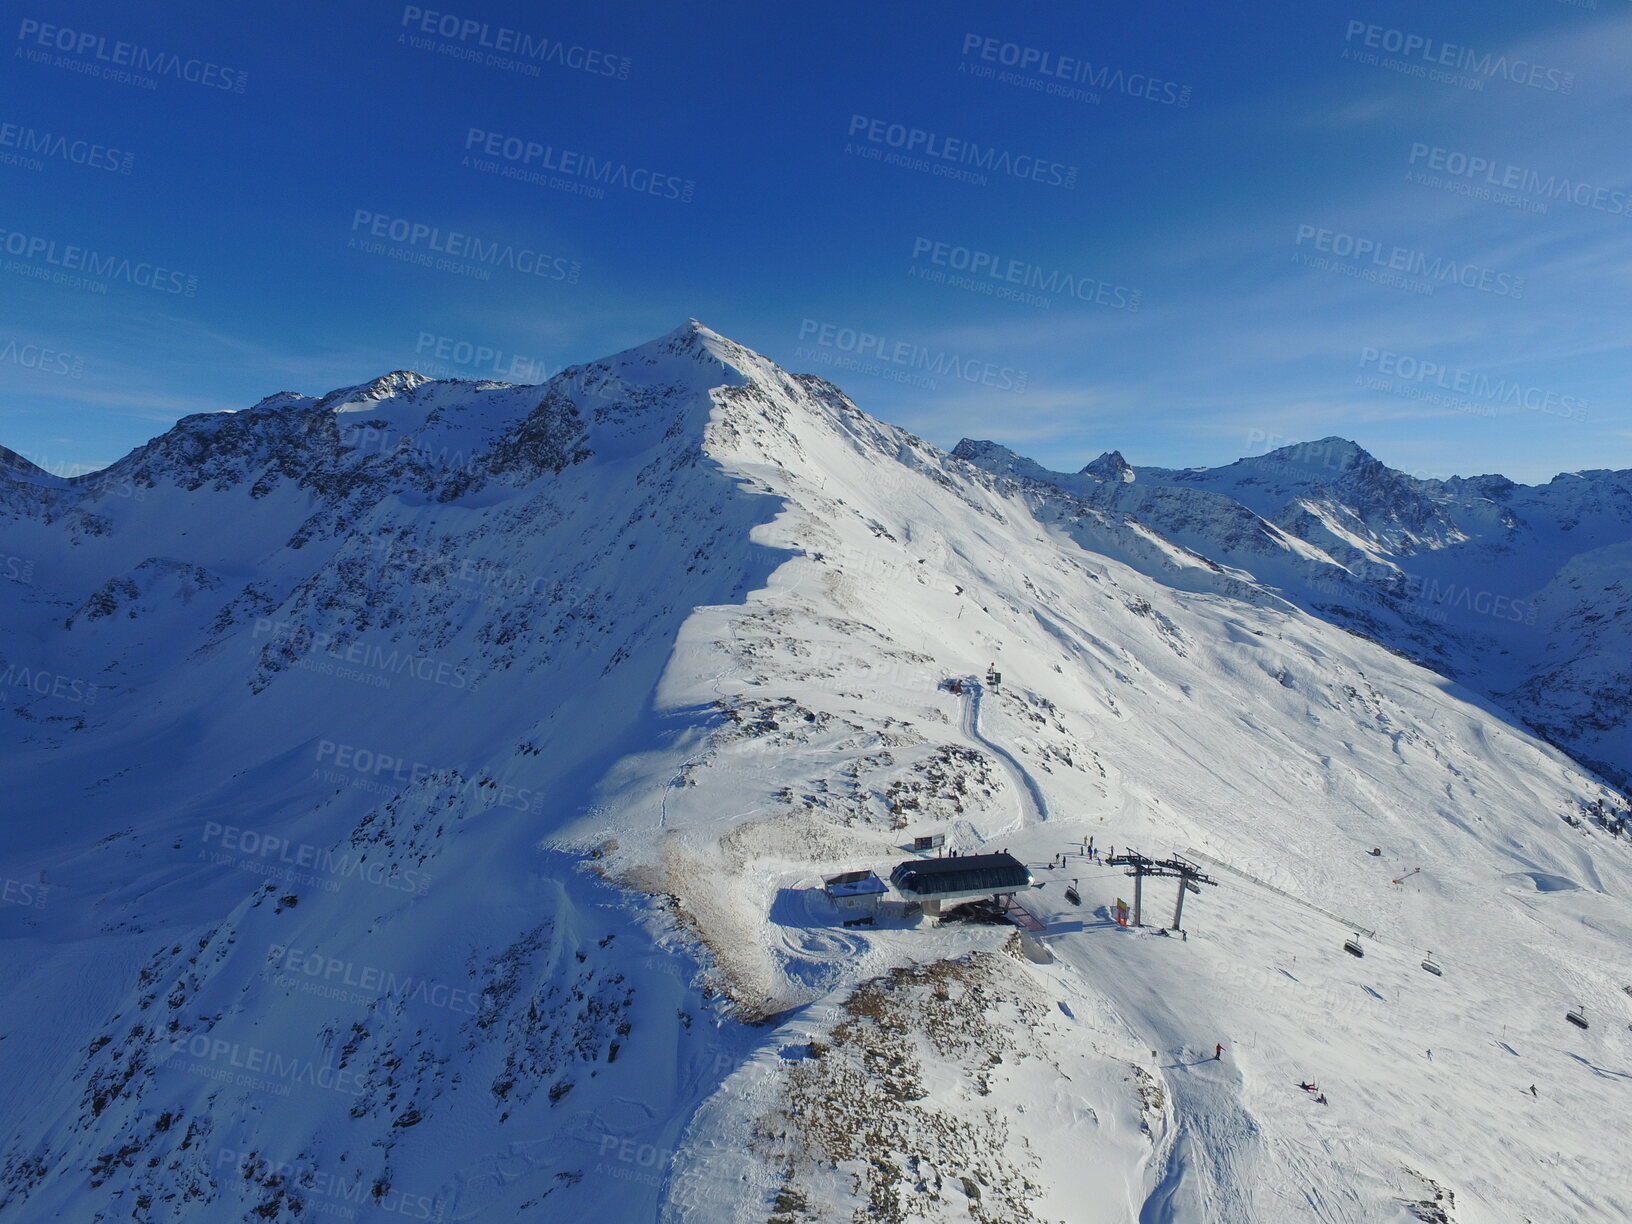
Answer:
[
  {"left": 952, "top": 438, "right": 1018, "bottom": 464},
  {"left": 653, "top": 318, "right": 760, "bottom": 370},
  {"left": 952, "top": 438, "right": 1057, "bottom": 484},
  {"left": 0, "top": 443, "right": 63, "bottom": 488},
  {"left": 247, "top": 391, "right": 311, "bottom": 413},
  {"left": 588, "top": 320, "right": 786, "bottom": 398},
  {"left": 314, "top": 370, "right": 433, "bottom": 413},
  {"left": 1252, "top": 435, "right": 1377, "bottom": 477},
  {"left": 667, "top": 317, "right": 722, "bottom": 344},
  {"left": 1081, "top": 450, "right": 1135, "bottom": 483}
]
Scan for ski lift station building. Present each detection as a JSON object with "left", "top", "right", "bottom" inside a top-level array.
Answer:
[
  {"left": 889, "top": 852, "right": 1033, "bottom": 916},
  {"left": 823, "top": 869, "right": 887, "bottom": 916}
]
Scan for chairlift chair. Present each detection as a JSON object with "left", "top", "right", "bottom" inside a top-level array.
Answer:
[
  {"left": 1566, "top": 1007, "right": 1589, "bottom": 1030},
  {"left": 1421, "top": 951, "right": 1443, "bottom": 977},
  {"left": 1343, "top": 936, "right": 1364, "bottom": 958},
  {"left": 1063, "top": 886, "right": 1081, "bottom": 907}
]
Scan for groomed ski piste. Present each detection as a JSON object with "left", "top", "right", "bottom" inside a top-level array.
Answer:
[
  {"left": 0, "top": 322, "right": 1629, "bottom": 1222},
  {"left": 961, "top": 677, "right": 1050, "bottom": 829}
]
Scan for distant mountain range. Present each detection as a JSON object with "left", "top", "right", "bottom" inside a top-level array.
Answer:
[{"left": 955, "top": 433, "right": 1632, "bottom": 787}]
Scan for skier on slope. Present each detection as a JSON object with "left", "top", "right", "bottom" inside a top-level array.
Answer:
[{"left": 1214, "top": 1043, "right": 1224, "bottom": 1060}]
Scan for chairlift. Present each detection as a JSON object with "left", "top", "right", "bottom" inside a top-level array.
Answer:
[
  {"left": 1064, "top": 886, "right": 1081, "bottom": 907},
  {"left": 1566, "top": 1007, "right": 1589, "bottom": 1030},
  {"left": 1421, "top": 950, "right": 1443, "bottom": 977},
  {"left": 1343, "top": 936, "right": 1365, "bottom": 958}
]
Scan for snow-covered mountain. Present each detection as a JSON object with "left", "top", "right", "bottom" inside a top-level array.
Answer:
[
  {"left": 2, "top": 323, "right": 1630, "bottom": 1223},
  {"left": 955, "top": 434, "right": 1632, "bottom": 789}
]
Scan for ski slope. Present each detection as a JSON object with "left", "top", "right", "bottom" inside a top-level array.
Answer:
[
  {"left": 960, "top": 677, "right": 1049, "bottom": 828},
  {"left": 0, "top": 322, "right": 1629, "bottom": 1222}
]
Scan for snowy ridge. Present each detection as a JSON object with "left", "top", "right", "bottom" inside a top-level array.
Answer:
[
  {"left": 0, "top": 326, "right": 1629, "bottom": 1222},
  {"left": 955, "top": 434, "right": 1632, "bottom": 790}
]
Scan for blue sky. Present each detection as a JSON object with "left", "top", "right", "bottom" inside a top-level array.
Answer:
[{"left": 2, "top": 0, "right": 1628, "bottom": 482}]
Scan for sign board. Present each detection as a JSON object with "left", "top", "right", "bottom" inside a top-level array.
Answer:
[
  {"left": 1114, "top": 898, "right": 1130, "bottom": 928},
  {"left": 912, "top": 834, "right": 945, "bottom": 851}
]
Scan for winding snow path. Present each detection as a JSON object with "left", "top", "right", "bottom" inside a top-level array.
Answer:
[{"left": 960, "top": 678, "right": 1049, "bottom": 826}]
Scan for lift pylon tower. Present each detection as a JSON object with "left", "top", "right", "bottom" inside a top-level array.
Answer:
[
  {"left": 1105, "top": 850, "right": 1217, "bottom": 931},
  {"left": 1166, "top": 854, "right": 1216, "bottom": 930},
  {"left": 1105, "top": 850, "right": 1157, "bottom": 926}
]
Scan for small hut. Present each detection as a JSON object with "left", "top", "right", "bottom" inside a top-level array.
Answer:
[{"left": 823, "top": 869, "right": 887, "bottom": 921}]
